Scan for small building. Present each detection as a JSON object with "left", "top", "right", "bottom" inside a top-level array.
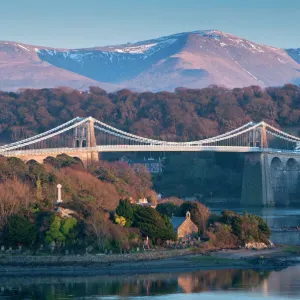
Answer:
[
  {"left": 171, "top": 211, "right": 198, "bottom": 239},
  {"left": 136, "top": 198, "right": 156, "bottom": 209},
  {"left": 120, "top": 156, "right": 163, "bottom": 173}
]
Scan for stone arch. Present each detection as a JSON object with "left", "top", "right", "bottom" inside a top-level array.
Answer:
[
  {"left": 270, "top": 157, "right": 286, "bottom": 205},
  {"left": 249, "top": 130, "right": 254, "bottom": 147},
  {"left": 286, "top": 158, "right": 300, "bottom": 197},
  {"left": 286, "top": 158, "right": 299, "bottom": 171},
  {"left": 270, "top": 157, "right": 284, "bottom": 171},
  {"left": 255, "top": 129, "right": 261, "bottom": 147}
]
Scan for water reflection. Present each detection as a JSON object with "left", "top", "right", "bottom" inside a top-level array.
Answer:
[
  {"left": 0, "top": 269, "right": 272, "bottom": 299},
  {"left": 1, "top": 266, "right": 300, "bottom": 299}
]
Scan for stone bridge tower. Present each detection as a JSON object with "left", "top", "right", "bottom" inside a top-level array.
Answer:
[
  {"left": 74, "top": 117, "right": 97, "bottom": 148},
  {"left": 73, "top": 117, "right": 98, "bottom": 162}
]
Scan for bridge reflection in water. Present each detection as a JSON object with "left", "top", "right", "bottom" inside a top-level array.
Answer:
[{"left": 1, "top": 116, "right": 300, "bottom": 206}]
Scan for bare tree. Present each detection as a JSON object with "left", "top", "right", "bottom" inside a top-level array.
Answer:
[
  {"left": 85, "top": 205, "right": 110, "bottom": 251},
  {"left": 0, "top": 177, "right": 33, "bottom": 229}
]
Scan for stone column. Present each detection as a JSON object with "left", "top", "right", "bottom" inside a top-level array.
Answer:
[
  {"left": 56, "top": 184, "right": 63, "bottom": 204},
  {"left": 87, "top": 117, "right": 98, "bottom": 162},
  {"left": 87, "top": 117, "right": 97, "bottom": 147},
  {"left": 260, "top": 122, "right": 268, "bottom": 149},
  {"left": 241, "top": 153, "right": 274, "bottom": 206}
]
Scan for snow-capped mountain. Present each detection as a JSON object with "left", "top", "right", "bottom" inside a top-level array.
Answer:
[
  {"left": 1, "top": 30, "right": 300, "bottom": 91},
  {"left": 286, "top": 48, "right": 300, "bottom": 64}
]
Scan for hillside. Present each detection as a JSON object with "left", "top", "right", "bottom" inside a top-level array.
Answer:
[
  {"left": 0, "top": 42, "right": 120, "bottom": 92},
  {"left": 1, "top": 30, "right": 300, "bottom": 91}
]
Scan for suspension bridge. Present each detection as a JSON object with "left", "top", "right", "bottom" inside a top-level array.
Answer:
[{"left": 1, "top": 116, "right": 300, "bottom": 206}]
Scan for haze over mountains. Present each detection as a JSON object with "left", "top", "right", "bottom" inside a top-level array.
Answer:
[{"left": 1, "top": 30, "right": 300, "bottom": 92}]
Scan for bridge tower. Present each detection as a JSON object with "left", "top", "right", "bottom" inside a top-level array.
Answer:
[
  {"left": 248, "top": 123, "right": 268, "bottom": 148},
  {"left": 73, "top": 117, "right": 98, "bottom": 163},
  {"left": 74, "top": 117, "right": 97, "bottom": 148},
  {"left": 260, "top": 122, "right": 268, "bottom": 149}
]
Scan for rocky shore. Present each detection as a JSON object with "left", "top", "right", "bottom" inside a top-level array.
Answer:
[
  {"left": 0, "top": 248, "right": 190, "bottom": 267},
  {"left": 0, "top": 246, "right": 298, "bottom": 277}
]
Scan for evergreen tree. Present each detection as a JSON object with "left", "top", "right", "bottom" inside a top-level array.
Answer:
[
  {"left": 133, "top": 206, "right": 176, "bottom": 244},
  {"left": 6, "top": 215, "right": 37, "bottom": 246},
  {"left": 116, "top": 199, "right": 133, "bottom": 224},
  {"left": 156, "top": 202, "right": 179, "bottom": 217}
]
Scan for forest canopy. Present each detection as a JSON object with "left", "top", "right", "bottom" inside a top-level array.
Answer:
[{"left": 1, "top": 84, "right": 300, "bottom": 143}]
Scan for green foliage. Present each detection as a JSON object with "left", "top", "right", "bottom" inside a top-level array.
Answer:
[
  {"left": 6, "top": 215, "right": 37, "bottom": 246},
  {"left": 161, "top": 214, "right": 176, "bottom": 240},
  {"left": 133, "top": 206, "right": 176, "bottom": 243},
  {"left": 116, "top": 199, "right": 133, "bottom": 221},
  {"left": 61, "top": 217, "right": 77, "bottom": 236},
  {"left": 45, "top": 215, "right": 78, "bottom": 244},
  {"left": 44, "top": 154, "right": 83, "bottom": 169},
  {"left": 220, "top": 210, "right": 271, "bottom": 245},
  {"left": 46, "top": 216, "right": 65, "bottom": 243},
  {"left": 156, "top": 202, "right": 179, "bottom": 217}
]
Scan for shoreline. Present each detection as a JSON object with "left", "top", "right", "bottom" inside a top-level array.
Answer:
[{"left": 0, "top": 247, "right": 299, "bottom": 277}]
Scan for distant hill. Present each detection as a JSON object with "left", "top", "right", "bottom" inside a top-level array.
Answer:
[{"left": 1, "top": 30, "right": 300, "bottom": 91}]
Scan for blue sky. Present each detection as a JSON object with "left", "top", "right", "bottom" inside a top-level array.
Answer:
[{"left": 1, "top": 0, "right": 299, "bottom": 48}]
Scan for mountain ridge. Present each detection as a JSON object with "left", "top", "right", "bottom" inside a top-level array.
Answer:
[{"left": 1, "top": 30, "right": 300, "bottom": 92}]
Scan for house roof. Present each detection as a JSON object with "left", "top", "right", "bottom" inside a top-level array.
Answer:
[{"left": 171, "top": 217, "right": 185, "bottom": 230}]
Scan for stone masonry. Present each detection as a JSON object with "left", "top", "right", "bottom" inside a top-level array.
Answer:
[
  {"left": 172, "top": 212, "right": 198, "bottom": 239},
  {"left": 242, "top": 152, "right": 300, "bottom": 206}
]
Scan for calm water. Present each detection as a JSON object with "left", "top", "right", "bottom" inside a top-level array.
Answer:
[
  {"left": 0, "top": 206, "right": 299, "bottom": 299},
  {"left": 1, "top": 266, "right": 300, "bottom": 299}
]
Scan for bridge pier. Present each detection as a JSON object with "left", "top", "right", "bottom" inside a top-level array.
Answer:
[
  {"left": 242, "top": 153, "right": 300, "bottom": 206},
  {"left": 241, "top": 153, "right": 274, "bottom": 206}
]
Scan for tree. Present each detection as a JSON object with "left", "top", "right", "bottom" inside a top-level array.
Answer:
[
  {"left": 45, "top": 216, "right": 66, "bottom": 244},
  {"left": 116, "top": 199, "right": 133, "bottom": 221},
  {"left": 45, "top": 215, "right": 77, "bottom": 245},
  {"left": 6, "top": 214, "right": 37, "bottom": 246},
  {"left": 0, "top": 178, "right": 33, "bottom": 229},
  {"left": 85, "top": 207, "right": 110, "bottom": 251},
  {"left": 156, "top": 202, "right": 179, "bottom": 217},
  {"left": 220, "top": 210, "right": 271, "bottom": 244},
  {"left": 115, "top": 215, "right": 127, "bottom": 227},
  {"left": 133, "top": 206, "right": 176, "bottom": 244}
]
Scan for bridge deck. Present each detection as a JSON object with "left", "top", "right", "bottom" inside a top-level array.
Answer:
[{"left": 2, "top": 146, "right": 300, "bottom": 156}]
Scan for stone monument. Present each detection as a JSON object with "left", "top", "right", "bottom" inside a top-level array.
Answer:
[{"left": 56, "top": 184, "right": 63, "bottom": 204}]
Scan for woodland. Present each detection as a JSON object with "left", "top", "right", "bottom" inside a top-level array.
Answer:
[
  {"left": 1, "top": 84, "right": 300, "bottom": 143},
  {"left": 0, "top": 84, "right": 280, "bottom": 251},
  {"left": 0, "top": 155, "right": 271, "bottom": 252},
  {"left": 1, "top": 84, "right": 300, "bottom": 198}
]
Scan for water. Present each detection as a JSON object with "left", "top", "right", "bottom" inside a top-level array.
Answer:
[
  {"left": 209, "top": 205, "right": 300, "bottom": 245},
  {"left": 1, "top": 266, "right": 300, "bottom": 299}
]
